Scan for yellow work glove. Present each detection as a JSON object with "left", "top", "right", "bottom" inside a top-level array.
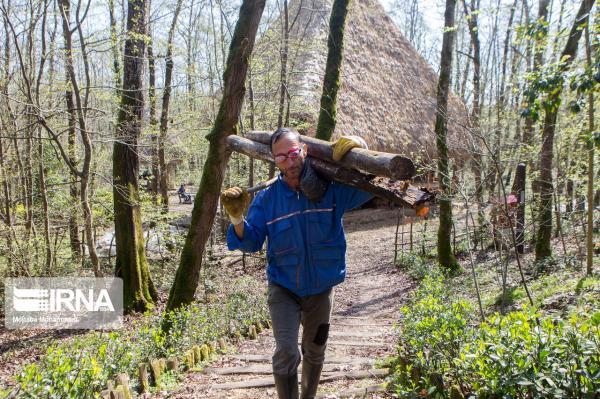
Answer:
[
  {"left": 220, "top": 187, "right": 250, "bottom": 225},
  {"left": 331, "top": 135, "right": 368, "bottom": 161}
]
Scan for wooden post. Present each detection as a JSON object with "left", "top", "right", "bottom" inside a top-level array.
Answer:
[
  {"left": 394, "top": 210, "right": 400, "bottom": 264},
  {"left": 166, "top": 358, "right": 178, "bottom": 371},
  {"left": 149, "top": 358, "right": 164, "bottom": 384},
  {"left": 200, "top": 344, "right": 210, "bottom": 361},
  {"left": 138, "top": 363, "right": 150, "bottom": 393},
  {"left": 511, "top": 163, "right": 526, "bottom": 254},
  {"left": 192, "top": 345, "right": 202, "bottom": 364},
  {"left": 401, "top": 217, "right": 405, "bottom": 258},
  {"left": 114, "top": 373, "right": 131, "bottom": 399},
  {"left": 409, "top": 222, "right": 414, "bottom": 252},
  {"left": 218, "top": 337, "right": 228, "bottom": 352},
  {"left": 249, "top": 324, "right": 258, "bottom": 339}
]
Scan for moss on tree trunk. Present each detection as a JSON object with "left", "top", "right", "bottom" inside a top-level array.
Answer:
[
  {"left": 535, "top": 0, "right": 594, "bottom": 261},
  {"left": 315, "top": 0, "right": 351, "bottom": 141},
  {"left": 435, "top": 0, "right": 459, "bottom": 271},
  {"left": 113, "top": 0, "right": 157, "bottom": 313}
]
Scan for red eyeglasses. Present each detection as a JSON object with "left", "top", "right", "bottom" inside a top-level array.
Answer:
[{"left": 274, "top": 147, "right": 303, "bottom": 163}]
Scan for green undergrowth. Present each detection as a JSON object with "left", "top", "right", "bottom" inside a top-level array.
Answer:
[
  {"left": 9, "top": 276, "right": 269, "bottom": 398},
  {"left": 389, "top": 271, "right": 599, "bottom": 398}
]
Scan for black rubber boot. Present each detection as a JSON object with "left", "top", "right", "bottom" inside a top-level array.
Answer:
[
  {"left": 273, "top": 373, "right": 299, "bottom": 399},
  {"left": 300, "top": 360, "right": 323, "bottom": 399}
]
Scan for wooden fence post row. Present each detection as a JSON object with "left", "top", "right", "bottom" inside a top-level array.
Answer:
[{"left": 99, "top": 318, "right": 270, "bottom": 395}]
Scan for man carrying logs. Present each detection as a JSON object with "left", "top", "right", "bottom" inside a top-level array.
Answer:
[{"left": 221, "top": 127, "right": 373, "bottom": 399}]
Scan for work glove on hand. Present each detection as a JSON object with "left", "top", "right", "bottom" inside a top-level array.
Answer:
[
  {"left": 220, "top": 187, "right": 250, "bottom": 225},
  {"left": 331, "top": 135, "right": 369, "bottom": 162}
]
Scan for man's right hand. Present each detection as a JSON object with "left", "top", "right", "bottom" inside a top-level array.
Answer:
[{"left": 221, "top": 187, "right": 250, "bottom": 224}]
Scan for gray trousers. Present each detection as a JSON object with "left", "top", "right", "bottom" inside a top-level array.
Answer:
[{"left": 268, "top": 283, "right": 334, "bottom": 376}]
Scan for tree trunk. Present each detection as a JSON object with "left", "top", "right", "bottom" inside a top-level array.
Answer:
[
  {"left": 248, "top": 64, "right": 256, "bottom": 189},
  {"left": 277, "top": 0, "right": 289, "bottom": 129},
  {"left": 462, "top": 0, "right": 484, "bottom": 243},
  {"left": 315, "top": 0, "right": 351, "bottom": 141},
  {"left": 113, "top": 0, "right": 157, "bottom": 312},
  {"left": 108, "top": 0, "right": 121, "bottom": 89},
  {"left": 59, "top": 0, "right": 101, "bottom": 276},
  {"left": 584, "top": 22, "right": 594, "bottom": 275},
  {"left": 186, "top": 0, "right": 196, "bottom": 109},
  {"left": 159, "top": 0, "right": 184, "bottom": 213},
  {"left": 148, "top": 31, "right": 159, "bottom": 204},
  {"left": 535, "top": 0, "right": 594, "bottom": 260},
  {"left": 436, "top": 0, "right": 459, "bottom": 271},
  {"left": 166, "top": 0, "right": 266, "bottom": 312},
  {"left": 511, "top": 163, "right": 526, "bottom": 254}
]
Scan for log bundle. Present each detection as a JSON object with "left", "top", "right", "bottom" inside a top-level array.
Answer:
[{"left": 226, "top": 132, "right": 434, "bottom": 208}]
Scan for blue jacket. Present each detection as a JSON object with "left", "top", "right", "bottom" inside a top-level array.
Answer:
[{"left": 227, "top": 174, "right": 373, "bottom": 297}]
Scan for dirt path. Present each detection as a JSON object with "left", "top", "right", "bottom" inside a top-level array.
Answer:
[{"left": 159, "top": 208, "right": 414, "bottom": 399}]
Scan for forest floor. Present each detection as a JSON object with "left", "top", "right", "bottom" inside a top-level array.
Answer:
[
  {"left": 152, "top": 207, "right": 415, "bottom": 399},
  {"left": 1, "top": 200, "right": 596, "bottom": 397}
]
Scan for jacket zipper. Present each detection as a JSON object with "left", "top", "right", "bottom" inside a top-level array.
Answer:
[{"left": 296, "top": 190, "right": 301, "bottom": 289}]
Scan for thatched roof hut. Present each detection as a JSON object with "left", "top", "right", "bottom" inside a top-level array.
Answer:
[{"left": 253, "top": 0, "right": 470, "bottom": 166}]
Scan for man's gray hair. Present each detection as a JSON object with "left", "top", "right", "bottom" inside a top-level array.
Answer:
[{"left": 270, "top": 127, "right": 301, "bottom": 151}]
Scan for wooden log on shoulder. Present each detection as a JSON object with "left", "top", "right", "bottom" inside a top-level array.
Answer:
[
  {"left": 244, "top": 130, "right": 416, "bottom": 180},
  {"left": 226, "top": 135, "right": 433, "bottom": 207}
]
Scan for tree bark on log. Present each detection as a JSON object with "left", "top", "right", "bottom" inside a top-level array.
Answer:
[
  {"left": 226, "top": 136, "right": 432, "bottom": 207},
  {"left": 244, "top": 131, "right": 415, "bottom": 180}
]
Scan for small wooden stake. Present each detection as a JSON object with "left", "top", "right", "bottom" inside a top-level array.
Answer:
[
  {"left": 138, "top": 363, "right": 150, "bottom": 393},
  {"left": 149, "top": 358, "right": 164, "bottom": 383},
  {"left": 200, "top": 344, "right": 210, "bottom": 361},
  {"left": 218, "top": 337, "right": 228, "bottom": 352},
  {"left": 249, "top": 325, "right": 258, "bottom": 339},
  {"left": 166, "top": 357, "right": 179, "bottom": 371},
  {"left": 115, "top": 373, "right": 132, "bottom": 399}
]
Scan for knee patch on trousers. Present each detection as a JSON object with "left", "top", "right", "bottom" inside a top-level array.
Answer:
[{"left": 313, "top": 323, "right": 330, "bottom": 346}]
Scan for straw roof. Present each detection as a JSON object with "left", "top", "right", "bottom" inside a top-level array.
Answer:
[{"left": 255, "top": 0, "right": 470, "bottom": 165}]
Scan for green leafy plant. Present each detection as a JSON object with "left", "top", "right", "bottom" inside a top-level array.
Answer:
[{"left": 391, "top": 272, "right": 600, "bottom": 398}]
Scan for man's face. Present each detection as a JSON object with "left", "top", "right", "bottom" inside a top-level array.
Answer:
[{"left": 272, "top": 134, "right": 306, "bottom": 181}]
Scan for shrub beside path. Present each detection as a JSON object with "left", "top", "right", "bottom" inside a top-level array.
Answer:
[{"left": 161, "top": 208, "right": 415, "bottom": 398}]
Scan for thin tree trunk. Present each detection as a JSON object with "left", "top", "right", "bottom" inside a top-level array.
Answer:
[
  {"left": 113, "top": 0, "right": 157, "bottom": 312},
  {"left": 66, "top": 62, "right": 81, "bottom": 260},
  {"left": 109, "top": 0, "right": 121, "bottom": 89},
  {"left": 248, "top": 64, "right": 256, "bottom": 189},
  {"left": 511, "top": 163, "right": 526, "bottom": 254},
  {"left": 159, "top": 0, "right": 184, "bottom": 213},
  {"left": 186, "top": 0, "right": 197, "bottom": 109},
  {"left": 59, "top": 0, "right": 101, "bottom": 276},
  {"left": 315, "top": 0, "right": 351, "bottom": 141},
  {"left": 535, "top": 0, "right": 594, "bottom": 260},
  {"left": 584, "top": 22, "right": 594, "bottom": 275},
  {"left": 148, "top": 30, "right": 159, "bottom": 204},
  {"left": 277, "top": 0, "right": 289, "bottom": 129},
  {"left": 436, "top": 0, "right": 459, "bottom": 271},
  {"left": 463, "top": 0, "right": 484, "bottom": 243},
  {"left": 166, "top": 0, "right": 266, "bottom": 312}
]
